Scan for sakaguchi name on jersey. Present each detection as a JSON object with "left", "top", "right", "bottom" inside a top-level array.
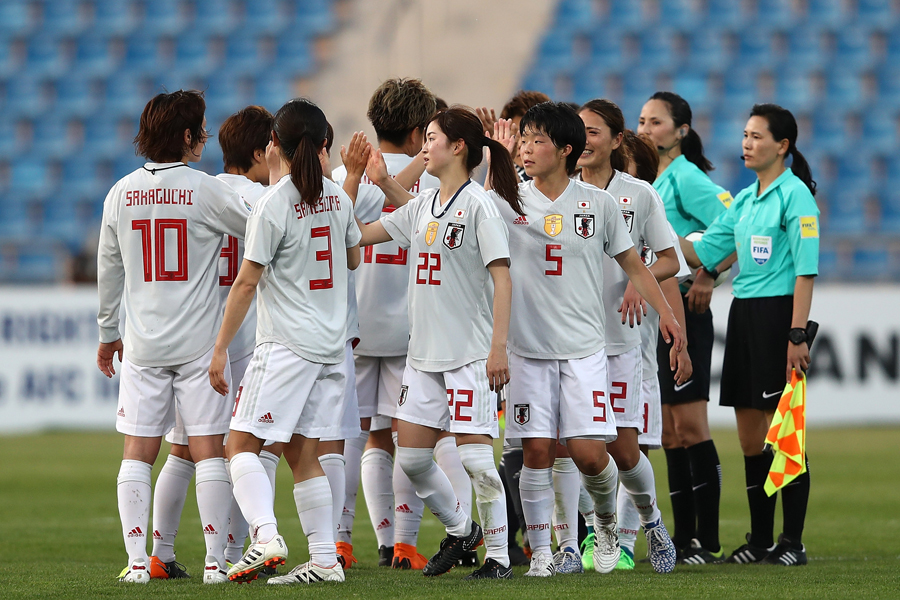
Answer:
[
  {"left": 125, "top": 188, "right": 194, "bottom": 207},
  {"left": 294, "top": 194, "right": 342, "bottom": 220}
]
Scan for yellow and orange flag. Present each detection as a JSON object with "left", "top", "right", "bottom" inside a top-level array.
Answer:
[{"left": 764, "top": 370, "right": 808, "bottom": 497}]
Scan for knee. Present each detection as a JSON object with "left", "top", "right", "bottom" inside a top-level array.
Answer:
[
  {"left": 675, "top": 422, "right": 708, "bottom": 447},
  {"left": 396, "top": 446, "right": 434, "bottom": 478},
  {"left": 571, "top": 452, "right": 609, "bottom": 477}
]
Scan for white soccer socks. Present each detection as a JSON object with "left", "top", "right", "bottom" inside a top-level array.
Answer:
[
  {"left": 259, "top": 450, "right": 280, "bottom": 494},
  {"left": 618, "top": 453, "right": 662, "bottom": 526},
  {"left": 195, "top": 458, "right": 231, "bottom": 568},
  {"left": 552, "top": 457, "right": 581, "bottom": 550},
  {"left": 361, "top": 448, "right": 395, "bottom": 549},
  {"left": 293, "top": 477, "right": 338, "bottom": 567},
  {"left": 393, "top": 452, "right": 426, "bottom": 546},
  {"left": 339, "top": 432, "right": 368, "bottom": 544},
  {"left": 581, "top": 457, "right": 619, "bottom": 518},
  {"left": 458, "top": 443, "right": 510, "bottom": 567},
  {"left": 229, "top": 452, "right": 278, "bottom": 544},
  {"left": 579, "top": 483, "right": 595, "bottom": 531},
  {"left": 434, "top": 437, "right": 473, "bottom": 519},
  {"left": 520, "top": 466, "right": 554, "bottom": 558},
  {"left": 395, "top": 446, "right": 468, "bottom": 537},
  {"left": 319, "top": 454, "right": 346, "bottom": 544},
  {"left": 117, "top": 460, "right": 153, "bottom": 564},
  {"left": 616, "top": 483, "right": 640, "bottom": 555},
  {"left": 150, "top": 455, "right": 195, "bottom": 563}
]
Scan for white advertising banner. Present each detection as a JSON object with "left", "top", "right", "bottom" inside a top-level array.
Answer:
[{"left": 0, "top": 285, "right": 897, "bottom": 434}]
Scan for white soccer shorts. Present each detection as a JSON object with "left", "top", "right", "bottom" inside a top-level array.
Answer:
[
  {"left": 229, "top": 342, "right": 345, "bottom": 443},
  {"left": 396, "top": 359, "right": 499, "bottom": 438},
  {"left": 607, "top": 347, "right": 643, "bottom": 430},
  {"left": 354, "top": 354, "right": 405, "bottom": 425},
  {"left": 637, "top": 376, "right": 662, "bottom": 449},
  {"left": 505, "top": 349, "right": 617, "bottom": 443},
  {"left": 319, "top": 341, "right": 362, "bottom": 442},
  {"left": 117, "top": 344, "right": 233, "bottom": 438}
]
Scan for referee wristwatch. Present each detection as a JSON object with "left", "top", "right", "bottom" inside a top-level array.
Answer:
[
  {"left": 701, "top": 266, "right": 719, "bottom": 280},
  {"left": 788, "top": 328, "right": 809, "bottom": 345}
]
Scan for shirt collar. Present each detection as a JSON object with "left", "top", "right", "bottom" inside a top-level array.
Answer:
[{"left": 752, "top": 168, "right": 793, "bottom": 202}]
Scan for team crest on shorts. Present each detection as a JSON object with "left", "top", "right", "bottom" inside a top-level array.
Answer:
[
  {"left": 513, "top": 404, "right": 530, "bottom": 425},
  {"left": 544, "top": 214, "right": 563, "bottom": 237},
  {"left": 425, "top": 221, "right": 439, "bottom": 246},
  {"left": 621, "top": 209, "right": 635, "bottom": 233},
  {"left": 398, "top": 385, "right": 409, "bottom": 406},
  {"left": 443, "top": 223, "right": 465, "bottom": 249},
  {"left": 575, "top": 214, "right": 595, "bottom": 239},
  {"left": 751, "top": 235, "right": 772, "bottom": 265}
]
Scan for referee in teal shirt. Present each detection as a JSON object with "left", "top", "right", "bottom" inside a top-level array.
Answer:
[{"left": 684, "top": 104, "right": 818, "bottom": 567}]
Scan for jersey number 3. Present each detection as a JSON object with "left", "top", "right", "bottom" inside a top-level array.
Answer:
[{"left": 132, "top": 219, "right": 188, "bottom": 282}]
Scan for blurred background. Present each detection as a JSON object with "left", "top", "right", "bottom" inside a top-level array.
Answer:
[{"left": 0, "top": 0, "right": 898, "bottom": 432}]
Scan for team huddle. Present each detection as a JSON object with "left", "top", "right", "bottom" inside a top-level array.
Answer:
[{"left": 97, "top": 76, "right": 819, "bottom": 585}]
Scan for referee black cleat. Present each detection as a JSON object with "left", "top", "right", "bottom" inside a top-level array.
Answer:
[
  {"left": 761, "top": 534, "right": 807, "bottom": 566},
  {"left": 464, "top": 557, "right": 513, "bottom": 580},
  {"left": 378, "top": 545, "right": 394, "bottom": 567},
  {"left": 423, "top": 521, "right": 484, "bottom": 577},
  {"left": 725, "top": 533, "right": 773, "bottom": 564}
]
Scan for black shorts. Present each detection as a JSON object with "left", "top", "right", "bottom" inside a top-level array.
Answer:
[
  {"left": 657, "top": 294, "right": 714, "bottom": 405},
  {"left": 720, "top": 296, "right": 794, "bottom": 411}
]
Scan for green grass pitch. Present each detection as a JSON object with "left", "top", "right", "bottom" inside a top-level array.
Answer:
[{"left": 1, "top": 427, "right": 898, "bottom": 599}]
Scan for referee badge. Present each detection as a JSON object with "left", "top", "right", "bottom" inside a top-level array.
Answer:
[
  {"left": 575, "top": 214, "right": 595, "bottom": 239},
  {"left": 425, "top": 221, "right": 439, "bottom": 246},
  {"left": 513, "top": 404, "right": 530, "bottom": 425},
  {"left": 398, "top": 385, "right": 408, "bottom": 406},
  {"left": 621, "top": 209, "right": 635, "bottom": 233},
  {"left": 751, "top": 235, "right": 772, "bottom": 265},
  {"left": 544, "top": 214, "right": 563, "bottom": 237},
  {"left": 443, "top": 223, "right": 465, "bottom": 249}
]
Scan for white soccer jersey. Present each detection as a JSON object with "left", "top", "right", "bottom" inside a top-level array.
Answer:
[
  {"left": 381, "top": 181, "right": 509, "bottom": 372},
  {"left": 599, "top": 171, "right": 674, "bottom": 357},
  {"left": 495, "top": 179, "right": 633, "bottom": 360},
  {"left": 334, "top": 154, "right": 440, "bottom": 356},
  {"left": 97, "top": 162, "right": 250, "bottom": 367},
  {"left": 244, "top": 175, "right": 361, "bottom": 365},
  {"left": 216, "top": 173, "right": 267, "bottom": 361}
]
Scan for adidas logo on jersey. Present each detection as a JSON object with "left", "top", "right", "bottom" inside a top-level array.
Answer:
[
  {"left": 376, "top": 518, "right": 391, "bottom": 530},
  {"left": 257, "top": 412, "right": 274, "bottom": 423},
  {"left": 512, "top": 215, "right": 529, "bottom": 226},
  {"left": 395, "top": 504, "right": 413, "bottom": 514},
  {"left": 117, "top": 407, "right": 125, "bottom": 417},
  {"left": 203, "top": 524, "right": 217, "bottom": 535},
  {"left": 152, "top": 530, "right": 162, "bottom": 541},
  {"left": 127, "top": 527, "right": 144, "bottom": 538}
]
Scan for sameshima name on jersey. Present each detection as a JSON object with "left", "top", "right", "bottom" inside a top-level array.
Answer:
[
  {"left": 125, "top": 189, "right": 194, "bottom": 206},
  {"left": 294, "top": 194, "right": 341, "bottom": 220}
]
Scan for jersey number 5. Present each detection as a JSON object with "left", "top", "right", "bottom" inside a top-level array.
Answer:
[
  {"left": 132, "top": 218, "right": 188, "bottom": 282},
  {"left": 545, "top": 244, "right": 562, "bottom": 276},
  {"left": 415, "top": 252, "right": 441, "bottom": 285}
]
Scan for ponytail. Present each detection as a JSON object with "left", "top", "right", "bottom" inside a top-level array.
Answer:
[
  {"left": 273, "top": 98, "right": 328, "bottom": 207},
  {"left": 681, "top": 128, "right": 714, "bottom": 173},
  {"left": 649, "top": 91, "right": 714, "bottom": 172},
  {"left": 290, "top": 134, "right": 325, "bottom": 207},
  {"left": 788, "top": 146, "right": 817, "bottom": 197},
  {"left": 749, "top": 103, "right": 816, "bottom": 196},
  {"left": 485, "top": 137, "right": 524, "bottom": 215}
]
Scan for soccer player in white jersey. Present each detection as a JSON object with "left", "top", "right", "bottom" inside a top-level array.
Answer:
[
  {"left": 207, "top": 99, "right": 361, "bottom": 585},
  {"left": 356, "top": 106, "right": 523, "bottom": 579},
  {"left": 490, "top": 101, "right": 683, "bottom": 578},
  {"left": 96, "top": 90, "right": 251, "bottom": 584},
  {"left": 146, "top": 106, "right": 276, "bottom": 580}
]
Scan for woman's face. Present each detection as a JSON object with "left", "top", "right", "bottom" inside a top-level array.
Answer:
[
  {"left": 422, "top": 121, "right": 459, "bottom": 176},
  {"left": 742, "top": 115, "right": 788, "bottom": 173},
  {"left": 519, "top": 125, "right": 569, "bottom": 180},
  {"left": 637, "top": 99, "right": 680, "bottom": 156},
  {"left": 578, "top": 109, "right": 621, "bottom": 171}
]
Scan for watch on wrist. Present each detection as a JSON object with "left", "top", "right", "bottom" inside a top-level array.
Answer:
[
  {"left": 788, "top": 327, "right": 808, "bottom": 345},
  {"left": 702, "top": 266, "right": 719, "bottom": 280}
]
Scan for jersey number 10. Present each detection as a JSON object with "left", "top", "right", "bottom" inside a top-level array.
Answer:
[{"left": 132, "top": 218, "right": 188, "bottom": 282}]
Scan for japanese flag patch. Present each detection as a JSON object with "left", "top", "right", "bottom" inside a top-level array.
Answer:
[
  {"left": 454, "top": 208, "right": 466, "bottom": 219},
  {"left": 619, "top": 196, "right": 632, "bottom": 205}
]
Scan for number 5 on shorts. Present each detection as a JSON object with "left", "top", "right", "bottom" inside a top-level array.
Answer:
[{"left": 592, "top": 391, "right": 607, "bottom": 422}]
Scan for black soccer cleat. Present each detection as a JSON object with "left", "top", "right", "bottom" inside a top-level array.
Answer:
[
  {"left": 423, "top": 521, "right": 484, "bottom": 577},
  {"left": 458, "top": 549, "right": 480, "bottom": 568},
  {"left": 761, "top": 534, "right": 807, "bottom": 566},
  {"left": 725, "top": 533, "right": 774, "bottom": 564},
  {"left": 464, "top": 557, "right": 513, "bottom": 580},
  {"left": 378, "top": 544, "right": 394, "bottom": 567},
  {"left": 508, "top": 544, "right": 530, "bottom": 567}
]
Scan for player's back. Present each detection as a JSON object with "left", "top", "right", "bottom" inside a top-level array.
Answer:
[{"left": 98, "top": 162, "right": 248, "bottom": 367}]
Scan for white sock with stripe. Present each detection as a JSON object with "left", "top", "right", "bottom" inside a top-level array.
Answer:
[
  {"left": 552, "top": 457, "right": 580, "bottom": 551},
  {"left": 117, "top": 459, "right": 153, "bottom": 564},
  {"left": 519, "top": 466, "right": 554, "bottom": 558},
  {"left": 195, "top": 457, "right": 231, "bottom": 567},
  {"left": 339, "top": 432, "right": 368, "bottom": 544},
  {"left": 150, "top": 454, "right": 194, "bottom": 563},
  {"left": 458, "top": 443, "right": 509, "bottom": 567},
  {"left": 396, "top": 446, "right": 468, "bottom": 536},
  {"left": 434, "top": 437, "right": 472, "bottom": 518},
  {"left": 392, "top": 431, "right": 425, "bottom": 546},
  {"left": 618, "top": 452, "right": 662, "bottom": 525},
  {"left": 294, "top": 477, "right": 338, "bottom": 566},
  {"left": 617, "top": 483, "right": 640, "bottom": 554},
  {"left": 229, "top": 452, "right": 278, "bottom": 543},
  {"left": 581, "top": 457, "right": 618, "bottom": 518},
  {"left": 361, "top": 448, "right": 395, "bottom": 548},
  {"left": 318, "top": 454, "right": 346, "bottom": 545}
]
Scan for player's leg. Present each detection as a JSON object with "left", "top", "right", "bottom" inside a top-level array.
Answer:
[
  {"left": 224, "top": 353, "right": 254, "bottom": 566},
  {"left": 150, "top": 416, "right": 193, "bottom": 579},
  {"left": 551, "top": 443, "right": 583, "bottom": 573}
]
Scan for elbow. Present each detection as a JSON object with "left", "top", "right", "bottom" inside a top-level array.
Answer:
[{"left": 347, "top": 246, "right": 361, "bottom": 270}]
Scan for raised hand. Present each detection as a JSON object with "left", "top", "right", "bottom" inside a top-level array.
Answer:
[
  {"left": 476, "top": 106, "right": 498, "bottom": 136},
  {"left": 340, "top": 132, "right": 371, "bottom": 181},
  {"left": 365, "top": 148, "right": 390, "bottom": 187},
  {"left": 492, "top": 118, "right": 518, "bottom": 157}
]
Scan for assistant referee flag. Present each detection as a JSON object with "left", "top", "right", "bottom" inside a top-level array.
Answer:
[{"left": 765, "top": 370, "right": 808, "bottom": 497}]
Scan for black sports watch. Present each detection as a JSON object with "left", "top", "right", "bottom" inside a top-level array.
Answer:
[
  {"left": 788, "top": 328, "right": 809, "bottom": 345},
  {"left": 701, "top": 266, "right": 719, "bottom": 280}
]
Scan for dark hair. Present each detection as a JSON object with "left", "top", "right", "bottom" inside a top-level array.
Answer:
[
  {"left": 649, "top": 91, "right": 714, "bottom": 173},
  {"left": 623, "top": 130, "right": 659, "bottom": 184},
  {"left": 520, "top": 101, "right": 586, "bottom": 175},
  {"left": 434, "top": 96, "right": 449, "bottom": 111},
  {"left": 324, "top": 121, "right": 334, "bottom": 154},
  {"left": 273, "top": 98, "right": 328, "bottom": 206},
  {"left": 500, "top": 90, "right": 552, "bottom": 120},
  {"left": 427, "top": 105, "right": 523, "bottom": 215},
  {"left": 134, "top": 90, "right": 207, "bottom": 163},
  {"left": 367, "top": 78, "right": 437, "bottom": 147},
  {"left": 749, "top": 103, "right": 817, "bottom": 196},
  {"left": 580, "top": 98, "right": 627, "bottom": 172},
  {"left": 218, "top": 105, "right": 273, "bottom": 172}
]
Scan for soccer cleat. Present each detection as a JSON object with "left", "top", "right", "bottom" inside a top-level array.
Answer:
[
  {"left": 258, "top": 565, "right": 279, "bottom": 577},
  {"left": 524, "top": 552, "right": 555, "bottom": 577},
  {"left": 267, "top": 561, "right": 345, "bottom": 584},
  {"left": 118, "top": 558, "right": 150, "bottom": 583},
  {"left": 203, "top": 556, "right": 228, "bottom": 584},
  {"left": 458, "top": 549, "right": 480, "bottom": 568},
  {"left": 149, "top": 556, "right": 190, "bottom": 579},
  {"left": 580, "top": 532, "right": 595, "bottom": 571},
  {"left": 227, "top": 534, "right": 288, "bottom": 583},
  {"left": 392, "top": 542, "right": 428, "bottom": 570},
  {"left": 552, "top": 547, "right": 584, "bottom": 574},
  {"left": 615, "top": 547, "right": 635, "bottom": 570},
  {"left": 335, "top": 542, "right": 358, "bottom": 569},
  {"left": 508, "top": 544, "right": 530, "bottom": 567},
  {"left": 378, "top": 545, "right": 394, "bottom": 567},
  {"left": 761, "top": 534, "right": 808, "bottom": 566},
  {"left": 464, "top": 557, "right": 513, "bottom": 580},
  {"left": 592, "top": 514, "right": 621, "bottom": 574},
  {"left": 726, "top": 533, "right": 774, "bottom": 564},
  {"left": 423, "top": 521, "right": 484, "bottom": 577},
  {"left": 644, "top": 519, "right": 677, "bottom": 573},
  {"left": 682, "top": 545, "right": 725, "bottom": 565}
]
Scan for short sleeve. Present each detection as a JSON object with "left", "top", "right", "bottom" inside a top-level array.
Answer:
[
  {"left": 643, "top": 198, "right": 675, "bottom": 253},
  {"left": 603, "top": 195, "right": 635, "bottom": 258},
  {"left": 694, "top": 194, "right": 741, "bottom": 269},
  {"left": 681, "top": 168, "right": 731, "bottom": 228},
  {"left": 475, "top": 215, "right": 510, "bottom": 266},
  {"left": 346, "top": 211, "right": 362, "bottom": 248},
  {"left": 380, "top": 197, "right": 416, "bottom": 248},
  {"left": 243, "top": 213, "right": 284, "bottom": 267},
  {"left": 784, "top": 187, "right": 820, "bottom": 277},
  {"left": 354, "top": 184, "right": 386, "bottom": 223},
  {"left": 209, "top": 177, "right": 251, "bottom": 239}
]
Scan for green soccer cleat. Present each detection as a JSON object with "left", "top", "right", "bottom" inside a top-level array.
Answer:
[
  {"left": 615, "top": 547, "right": 635, "bottom": 570},
  {"left": 580, "top": 532, "right": 595, "bottom": 571}
]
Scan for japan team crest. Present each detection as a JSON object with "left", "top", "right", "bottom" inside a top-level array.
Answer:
[
  {"left": 621, "top": 209, "right": 635, "bottom": 233},
  {"left": 443, "top": 223, "right": 465, "bottom": 249},
  {"left": 544, "top": 214, "right": 563, "bottom": 237},
  {"left": 398, "top": 385, "right": 409, "bottom": 406},
  {"left": 513, "top": 404, "right": 530, "bottom": 425},
  {"left": 425, "top": 221, "right": 439, "bottom": 246},
  {"left": 575, "top": 214, "right": 595, "bottom": 239}
]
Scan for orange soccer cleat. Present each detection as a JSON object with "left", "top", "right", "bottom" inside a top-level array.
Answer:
[
  {"left": 335, "top": 541, "right": 358, "bottom": 569},
  {"left": 392, "top": 542, "right": 428, "bottom": 570},
  {"left": 149, "top": 555, "right": 190, "bottom": 579}
]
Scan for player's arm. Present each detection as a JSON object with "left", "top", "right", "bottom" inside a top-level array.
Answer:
[
  {"left": 392, "top": 152, "right": 426, "bottom": 202},
  {"left": 620, "top": 246, "right": 679, "bottom": 326},
  {"left": 486, "top": 259, "right": 511, "bottom": 392},
  {"left": 614, "top": 248, "right": 684, "bottom": 354},
  {"left": 357, "top": 219, "right": 393, "bottom": 247},
  {"left": 661, "top": 276, "right": 692, "bottom": 380},
  {"left": 786, "top": 275, "right": 814, "bottom": 381},
  {"left": 340, "top": 132, "right": 371, "bottom": 203},
  {"left": 209, "top": 259, "right": 264, "bottom": 395},
  {"left": 96, "top": 199, "right": 125, "bottom": 378},
  {"left": 365, "top": 149, "right": 415, "bottom": 208}
]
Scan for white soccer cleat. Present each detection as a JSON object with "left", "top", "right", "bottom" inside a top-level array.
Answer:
[
  {"left": 118, "top": 558, "right": 150, "bottom": 583},
  {"left": 593, "top": 514, "right": 622, "bottom": 574},
  {"left": 266, "top": 561, "right": 345, "bottom": 584},
  {"left": 203, "top": 556, "right": 229, "bottom": 584},
  {"left": 524, "top": 552, "right": 555, "bottom": 577},
  {"left": 227, "top": 534, "right": 288, "bottom": 583}
]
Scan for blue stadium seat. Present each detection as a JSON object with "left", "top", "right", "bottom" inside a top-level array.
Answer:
[
  {"left": 40, "top": 0, "right": 89, "bottom": 36},
  {"left": 835, "top": 27, "right": 875, "bottom": 70},
  {"left": 274, "top": 35, "right": 314, "bottom": 77},
  {"left": 572, "top": 68, "right": 606, "bottom": 104},
  {"left": 710, "top": 109, "right": 747, "bottom": 152},
  {"left": 54, "top": 75, "right": 98, "bottom": 119},
  {"left": 83, "top": 114, "right": 121, "bottom": 159},
  {"left": 112, "top": 154, "right": 145, "bottom": 181},
  {"left": 0, "top": 198, "right": 31, "bottom": 241},
  {"left": 291, "top": 0, "right": 337, "bottom": 36},
  {"left": 824, "top": 177, "right": 868, "bottom": 234},
  {"left": 62, "top": 157, "right": 102, "bottom": 200},
  {"left": 123, "top": 34, "right": 163, "bottom": 75},
  {"left": 856, "top": 0, "right": 896, "bottom": 27},
  {"left": 0, "top": 120, "right": 16, "bottom": 160},
  {"left": 14, "top": 246, "right": 61, "bottom": 282},
  {"left": 74, "top": 34, "right": 123, "bottom": 78},
  {"left": 877, "top": 65, "right": 900, "bottom": 109},
  {"left": 93, "top": 0, "right": 139, "bottom": 36},
  {"left": 555, "top": 0, "right": 594, "bottom": 28},
  {"left": 816, "top": 247, "right": 839, "bottom": 279},
  {"left": 24, "top": 36, "right": 69, "bottom": 78},
  {"left": 862, "top": 110, "right": 897, "bottom": 153},
  {"left": 0, "top": 1, "right": 36, "bottom": 36},
  {"left": 590, "top": 30, "right": 632, "bottom": 70},
  {"left": 685, "top": 30, "right": 729, "bottom": 72},
  {"left": 639, "top": 29, "right": 678, "bottom": 70},
  {"left": 103, "top": 72, "right": 155, "bottom": 120},
  {"left": 774, "top": 67, "right": 815, "bottom": 113},
  {"left": 785, "top": 27, "right": 824, "bottom": 70},
  {"left": 4, "top": 76, "right": 51, "bottom": 118},
  {"left": 240, "top": 0, "right": 287, "bottom": 35},
  {"left": 139, "top": 0, "right": 187, "bottom": 37},
  {"left": 880, "top": 188, "right": 900, "bottom": 233},
  {"left": 173, "top": 35, "right": 217, "bottom": 77},
  {"left": 658, "top": 0, "right": 699, "bottom": 29},
  {"left": 520, "top": 68, "right": 557, "bottom": 98},
  {"left": 703, "top": 0, "right": 744, "bottom": 28},
  {"left": 254, "top": 76, "right": 293, "bottom": 112},
  {"left": 191, "top": 0, "right": 238, "bottom": 36},
  {"left": 538, "top": 30, "right": 578, "bottom": 71},
  {"left": 852, "top": 247, "right": 890, "bottom": 280},
  {"left": 8, "top": 155, "right": 52, "bottom": 198},
  {"left": 737, "top": 28, "right": 776, "bottom": 69},
  {"left": 810, "top": 109, "right": 846, "bottom": 148},
  {"left": 672, "top": 70, "right": 714, "bottom": 111},
  {"left": 826, "top": 69, "right": 864, "bottom": 110},
  {"left": 32, "top": 118, "right": 71, "bottom": 160},
  {"left": 721, "top": 70, "right": 757, "bottom": 110},
  {"left": 755, "top": 0, "right": 796, "bottom": 25},
  {"left": 607, "top": 0, "right": 645, "bottom": 31},
  {"left": 805, "top": 0, "right": 845, "bottom": 27}
]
